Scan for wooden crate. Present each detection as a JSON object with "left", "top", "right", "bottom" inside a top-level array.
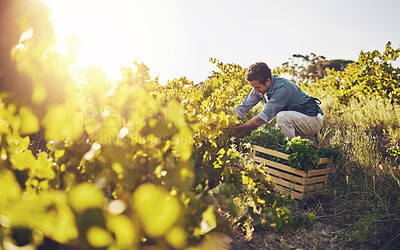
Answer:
[{"left": 252, "top": 145, "right": 330, "bottom": 200}]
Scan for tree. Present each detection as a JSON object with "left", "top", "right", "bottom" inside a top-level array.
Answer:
[{"left": 280, "top": 53, "right": 354, "bottom": 84}]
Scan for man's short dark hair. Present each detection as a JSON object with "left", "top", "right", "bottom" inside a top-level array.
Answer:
[{"left": 245, "top": 62, "right": 272, "bottom": 85}]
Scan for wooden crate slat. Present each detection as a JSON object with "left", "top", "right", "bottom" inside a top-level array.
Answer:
[
  {"left": 304, "top": 182, "right": 327, "bottom": 192},
  {"left": 274, "top": 185, "right": 304, "bottom": 199},
  {"left": 253, "top": 156, "right": 307, "bottom": 177},
  {"left": 262, "top": 166, "right": 306, "bottom": 184},
  {"left": 250, "top": 145, "right": 330, "bottom": 200},
  {"left": 252, "top": 145, "right": 289, "bottom": 160},
  {"left": 269, "top": 176, "right": 305, "bottom": 192},
  {"left": 253, "top": 145, "right": 330, "bottom": 166},
  {"left": 307, "top": 168, "right": 330, "bottom": 177},
  {"left": 318, "top": 158, "right": 331, "bottom": 164},
  {"left": 305, "top": 175, "right": 329, "bottom": 185}
]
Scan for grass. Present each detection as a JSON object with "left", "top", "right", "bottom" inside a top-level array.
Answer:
[
  {"left": 307, "top": 94, "right": 400, "bottom": 249},
  {"left": 228, "top": 90, "right": 400, "bottom": 248}
]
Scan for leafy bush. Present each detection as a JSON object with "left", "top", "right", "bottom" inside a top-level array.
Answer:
[
  {"left": 0, "top": 2, "right": 313, "bottom": 248},
  {"left": 240, "top": 126, "right": 286, "bottom": 152},
  {"left": 302, "top": 42, "right": 400, "bottom": 105}
]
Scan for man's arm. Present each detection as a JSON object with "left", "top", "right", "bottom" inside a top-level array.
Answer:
[
  {"left": 232, "top": 89, "right": 263, "bottom": 119},
  {"left": 231, "top": 115, "right": 266, "bottom": 136}
]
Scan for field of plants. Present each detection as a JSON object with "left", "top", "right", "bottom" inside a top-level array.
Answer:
[{"left": 1, "top": 0, "right": 400, "bottom": 249}]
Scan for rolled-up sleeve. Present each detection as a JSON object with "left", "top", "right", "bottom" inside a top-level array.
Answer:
[
  {"left": 258, "top": 85, "right": 292, "bottom": 123},
  {"left": 232, "top": 89, "right": 263, "bottom": 119}
]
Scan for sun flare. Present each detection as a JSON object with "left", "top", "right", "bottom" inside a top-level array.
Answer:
[{"left": 41, "top": 0, "right": 185, "bottom": 83}]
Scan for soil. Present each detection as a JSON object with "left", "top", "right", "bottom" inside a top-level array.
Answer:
[
  {"left": 200, "top": 222, "right": 341, "bottom": 250},
  {"left": 228, "top": 222, "right": 339, "bottom": 250},
  {"left": 211, "top": 194, "right": 346, "bottom": 250}
]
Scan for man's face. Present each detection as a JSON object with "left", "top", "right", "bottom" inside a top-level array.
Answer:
[{"left": 249, "top": 79, "right": 270, "bottom": 95}]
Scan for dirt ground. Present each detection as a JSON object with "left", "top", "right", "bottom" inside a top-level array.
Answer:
[
  {"left": 200, "top": 220, "right": 340, "bottom": 250},
  {"left": 228, "top": 222, "right": 339, "bottom": 250},
  {"left": 217, "top": 194, "right": 345, "bottom": 250}
]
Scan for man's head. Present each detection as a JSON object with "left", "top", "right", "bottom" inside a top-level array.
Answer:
[{"left": 245, "top": 62, "right": 272, "bottom": 95}]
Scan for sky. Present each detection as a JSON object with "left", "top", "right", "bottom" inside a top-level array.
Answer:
[{"left": 43, "top": 0, "right": 400, "bottom": 84}]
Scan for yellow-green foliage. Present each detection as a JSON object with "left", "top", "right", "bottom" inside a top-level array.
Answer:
[
  {"left": 303, "top": 42, "right": 400, "bottom": 104},
  {"left": 0, "top": 1, "right": 306, "bottom": 249},
  {"left": 3, "top": 0, "right": 398, "bottom": 248},
  {"left": 294, "top": 43, "right": 400, "bottom": 248},
  {"left": 301, "top": 42, "right": 400, "bottom": 162}
]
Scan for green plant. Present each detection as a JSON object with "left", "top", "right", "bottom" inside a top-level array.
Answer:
[
  {"left": 285, "top": 137, "right": 320, "bottom": 173},
  {"left": 0, "top": 3, "right": 313, "bottom": 248},
  {"left": 288, "top": 43, "right": 400, "bottom": 248},
  {"left": 240, "top": 126, "right": 287, "bottom": 152}
]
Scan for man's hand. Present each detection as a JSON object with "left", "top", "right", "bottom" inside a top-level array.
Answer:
[{"left": 229, "top": 115, "right": 266, "bottom": 137}]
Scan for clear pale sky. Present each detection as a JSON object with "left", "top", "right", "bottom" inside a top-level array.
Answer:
[{"left": 43, "top": 0, "right": 400, "bottom": 84}]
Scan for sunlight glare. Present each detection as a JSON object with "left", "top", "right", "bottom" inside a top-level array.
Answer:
[{"left": 42, "top": 0, "right": 185, "bottom": 83}]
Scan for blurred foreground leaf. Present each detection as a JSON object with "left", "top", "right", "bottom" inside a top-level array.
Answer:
[
  {"left": 86, "top": 225, "right": 113, "bottom": 248},
  {"left": 42, "top": 104, "right": 83, "bottom": 141},
  {"left": 132, "top": 183, "right": 180, "bottom": 237},
  {"left": 69, "top": 183, "right": 104, "bottom": 213},
  {"left": 0, "top": 170, "right": 21, "bottom": 207}
]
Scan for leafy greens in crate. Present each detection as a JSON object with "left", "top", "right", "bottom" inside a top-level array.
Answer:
[{"left": 241, "top": 127, "right": 324, "bottom": 172}]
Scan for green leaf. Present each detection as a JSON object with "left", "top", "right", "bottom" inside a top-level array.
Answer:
[
  {"left": 16, "top": 136, "right": 31, "bottom": 152},
  {"left": 11, "top": 150, "right": 36, "bottom": 171},
  {"left": 173, "top": 127, "right": 193, "bottom": 161},
  {"left": 86, "top": 226, "right": 113, "bottom": 248},
  {"left": 305, "top": 213, "right": 315, "bottom": 231},
  {"left": 132, "top": 183, "right": 180, "bottom": 237},
  {"left": 69, "top": 183, "right": 104, "bottom": 213},
  {"left": 0, "top": 117, "right": 10, "bottom": 134},
  {"left": 165, "top": 227, "right": 186, "bottom": 249},
  {"left": 0, "top": 170, "right": 21, "bottom": 206},
  {"left": 19, "top": 107, "right": 39, "bottom": 134},
  {"left": 167, "top": 100, "right": 186, "bottom": 128},
  {"left": 35, "top": 152, "right": 55, "bottom": 179},
  {"left": 106, "top": 215, "right": 137, "bottom": 249},
  {"left": 42, "top": 104, "right": 83, "bottom": 141},
  {"left": 6, "top": 191, "right": 78, "bottom": 243}
]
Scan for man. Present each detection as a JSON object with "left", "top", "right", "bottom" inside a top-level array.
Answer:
[{"left": 231, "top": 62, "right": 323, "bottom": 139}]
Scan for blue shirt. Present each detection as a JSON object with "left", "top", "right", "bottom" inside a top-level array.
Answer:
[{"left": 233, "top": 75, "right": 323, "bottom": 122}]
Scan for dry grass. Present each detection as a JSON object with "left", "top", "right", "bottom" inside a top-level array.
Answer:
[{"left": 307, "top": 94, "right": 400, "bottom": 248}]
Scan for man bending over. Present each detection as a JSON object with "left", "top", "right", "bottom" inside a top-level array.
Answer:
[{"left": 231, "top": 62, "right": 323, "bottom": 139}]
